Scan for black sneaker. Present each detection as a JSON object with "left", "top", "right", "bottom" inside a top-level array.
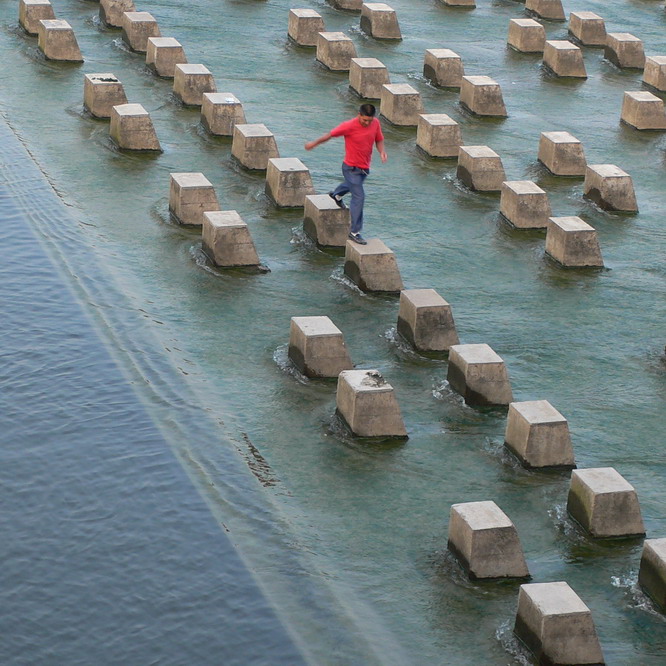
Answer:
[
  {"left": 348, "top": 232, "right": 367, "bottom": 245},
  {"left": 329, "top": 192, "right": 346, "bottom": 209}
]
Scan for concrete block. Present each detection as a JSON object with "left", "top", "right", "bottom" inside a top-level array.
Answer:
[
  {"left": 583, "top": 164, "right": 637, "bottom": 212},
  {"left": 99, "top": 0, "right": 135, "bottom": 29},
  {"left": 545, "top": 216, "right": 603, "bottom": 268},
  {"left": 441, "top": 0, "right": 476, "bottom": 7},
  {"left": 349, "top": 58, "right": 390, "bottom": 99},
  {"left": 201, "top": 92, "right": 246, "bottom": 136},
  {"left": 397, "top": 288, "right": 459, "bottom": 352},
  {"left": 538, "top": 131, "right": 586, "bottom": 176},
  {"left": 303, "top": 194, "right": 351, "bottom": 247},
  {"left": 460, "top": 75, "right": 507, "bottom": 117},
  {"left": 173, "top": 64, "right": 216, "bottom": 106},
  {"left": 265, "top": 158, "right": 315, "bottom": 208},
  {"left": 37, "top": 19, "right": 83, "bottom": 62},
  {"left": 447, "top": 343, "right": 513, "bottom": 406},
  {"left": 525, "top": 0, "right": 565, "bottom": 21},
  {"left": 567, "top": 467, "right": 645, "bottom": 538},
  {"left": 380, "top": 83, "right": 424, "bottom": 126},
  {"left": 504, "top": 400, "right": 575, "bottom": 468},
  {"left": 448, "top": 501, "right": 529, "bottom": 579},
  {"left": 343, "top": 238, "right": 403, "bottom": 293},
  {"left": 169, "top": 172, "right": 220, "bottom": 226},
  {"left": 360, "top": 3, "right": 401, "bottom": 40},
  {"left": 109, "top": 103, "right": 161, "bottom": 151},
  {"left": 456, "top": 145, "right": 506, "bottom": 192},
  {"left": 417, "top": 114, "right": 463, "bottom": 158},
  {"left": 19, "top": 0, "right": 55, "bottom": 35},
  {"left": 83, "top": 73, "right": 127, "bottom": 119},
  {"left": 514, "top": 582, "right": 605, "bottom": 665},
  {"left": 121, "top": 11, "right": 160, "bottom": 53},
  {"left": 500, "top": 180, "right": 551, "bottom": 229},
  {"left": 146, "top": 37, "right": 186, "bottom": 78},
  {"left": 316, "top": 32, "right": 357, "bottom": 71},
  {"left": 423, "top": 49, "right": 464, "bottom": 88},
  {"left": 643, "top": 56, "right": 666, "bottom": 92},
  {"left": 231, "top": 123, "right": 279, "bottom": 170},
  {"left": 336, "top": 369, "right": 407, "bottom": 438},
  {"left": 328, "top": 0, "right": 362, "bottom": 9},
  {"left": 568, "top": 11, "right": 606, "bottom": 47},
  {"left": 288, "top": 316, "right": 353, "bottom": 378},
  {"left": 605, "top": 33, "right": 645, "bottom": 69},
  {"left": 507, "top": 18, "right": 546, "bottom": 54},
  {"left": 202, "top": 210, "right": 260, "bottom": 268},
  {"left": 621, "top": 91, "right": 666, "bottom": 130},
  {"left": 543, "top": 40, "right": 587, "bottom": 78},
  {"left": 288, "top": 9, "right": 325, "bottom": 47},
  {"left": 638, "top": 538, "right": 666, "bottom": 611}
]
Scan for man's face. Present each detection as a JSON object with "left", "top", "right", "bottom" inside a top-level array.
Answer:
[{"left": 358, "top": 114, "right": 374, "bottom": 127}]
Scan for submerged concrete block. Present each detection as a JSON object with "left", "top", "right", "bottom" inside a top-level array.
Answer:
[
  {"left": 231, "top": 123, "right": 279, "bottom": 170},
  {"left": 83, "top": 73, "right": 127, "bottom": 119},
  {"left": 201, "top": 92, "right": 246, "bottom": 136},
  {"left": 584, "top": 164, "right": 638, "bottom": 212},
  {"left": 507, "top": 18, "right": 546, "bottom": 54},
  {"left": 417, "top": 114, "right": 463, "bottom": 158},
  {"left": 265, "top": 158, "right": 315, "bottom": 208},
  {"left": 121, "top": 11, "right": 160, "bottom": 53},
  {"left": 567, "top": 467, "right": 645, "bottom": 538},
  {"left": 169, "top": 172, "right": 220, "bottom": 226},
  {"left": 288, "top": 316, "right": 353, "bottom": 378},
  {"left": 500, "top": 181, "right": 551, "bottom": 229},
  {"left": 543, "top": 40, "right": 587, "bottom": 78},
  {"left": 146, "top": 37, "right": 186, "bottom": 78},
  {"left": 109, "top": 103, "right": 161, "bottom": 151},
  {"left": 545, "top": 216, "right": 603, "bottom": 267},
  {"left": 514, "top": 582, "right": 605, "bottom": 665},
  {"left": 19, "top": 0, "right": 55, "bottom": 35},
  {"left": 457, "top": 145, "right": 506, "bottom": 192},
  {"left": 349, "top": 58, "right": 390, "bottom": 99},
  {"left": 621, "top": 91, "right": 666, "bottom": 130},
  {"left": 638, "top": 538, "right": 666, "bottom": 611},
  {"left": 447, "top": 343, "right": 513, "bottom": 406},
  {"left": 448, "top": 501, "right": 529, "bottom": 579},
  {"left": 316, "top": 32, "right": 357, "bottom": 71},
  {"left": 605, "top": 33, "right": 645, "bottom": 69},
  {"left": 288, "top": 9, "right": 325, "bottom": 47},
  {"left": 504, "top": 400, "right": 575, "bottom": 468},
  {"left": 460, "top": 75, "right": 507, "bottom": 117},
  {"left": 344, "top": 238, "right": 403, "bottom": 293},
  {"left": 441, "top": 0, "right": 476, "bottom": 7},
  {"left": 328, "top": 0, "right": 362, "bottom": 9},
  {"left": 525, "top": 0, "right": 565, "bottom": 21},
  {"left": 360, "top": 3, "right": 401, "bottom": 40},
  {"left": 397, "top": 289, "right": 459, "bottom": 352},
  {"left": 202, "top": 210, "right": 260, "bottom": 268},
  {"left": 538, "top": 131, "right": 586, "bottom": 176},
  {"left": 336, "top": 369, "right": 407, "bottom": 438},
  {"left": 380, "top": 84, "right": 424, "bottom": 126},
  {"left": 99, "top": 0, "right": 135, "bottom": 29},
  {"left": 643, "top": 56, "right": 666, "bottom": 92},
  {"left": 423, "top": 49, "right": 464, "bottom": 88},
  {"left": 303, "top": 194, "right": 351, "bottom": 247},
  {"left": 38, "top": 19, "right": 83, "bottom": 62},
  {"left": 568, "top": 11, "right": 606, "bottom": 47},
  {"left": 173, "top": 64, "right": 216, "bottom": 106}
]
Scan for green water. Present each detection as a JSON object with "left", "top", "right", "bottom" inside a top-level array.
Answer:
[{"left": 1, "top": 0, "right": 665, "bottom": 663}]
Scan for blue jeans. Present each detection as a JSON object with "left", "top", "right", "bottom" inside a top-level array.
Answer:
[{"left": 332, "top": 163, "right": 368, "bottom": 234}]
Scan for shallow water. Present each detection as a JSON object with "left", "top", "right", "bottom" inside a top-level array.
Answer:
[{"left": 1, "top": 0, "right": 665, "bottom": 663}]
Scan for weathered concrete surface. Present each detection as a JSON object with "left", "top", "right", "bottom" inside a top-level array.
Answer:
[
  {"left": 121, "top": 11, "right": 160, "bottom": 53},
  {"left": 568, "top": 11, "right": 606, "bottom": 47},
  {"left": 620, "top": 91, "right": 666, "bottom": 130},
  {"left": 201, "top": 92, "right": 246, "bottom": 136},
  {"left": 265, "top": 158, "right": 315, "bottom": 208},
  {"left": 457, "top": 145, "right": 505, "bottom": 192},
  {"left": 316, "top": 32, "right": 357, "bottom": 71},
  {"left": 605, "top": 33, "right": 645, "bottom": 69},
  {"left": 349, "top": 58, "right": 390, "bottom": 99},
  {"left": 583, "top": 164, "right": 638, "bottom": 212},
  {"left": 343, "top": 238, "right": 403, "bottom": 293},
  {"left": 99, "top": 0, "right": 135, "bottom": 29},
  {"left": 360, "top": 3, "right": 402, "bottom": 40},
  {"left": 288, "top": 9, "right": 325, "bottom": 47},
  {"left": 643, "top": 56, "right": 666, "bottom": 92},
  {"left": 507, "top": 18, "right": 546, "bottom": 54},
  {"left": 109, "top": 103, "right": 161, "bottom": 151},
  {"left": 83, "top": 73, "right": 127, "bottom": 119},
  {"left": 303, "top": 194, "right": 351, "bottom": 247},
  {"left": 169, "top": 172, "right": 220, "bottom": 226},
  {"left": 460, "top": 76, "right": 507, "bottom": 117},
  {"left": 173, "top": 64, "right": 216, "bottom": 106},
  {"left": 397, "top": 288, "right": 459, "bottom": 351},
  {"left": 38, "top": 19, "right": 83, "bottom": 61},
  {"left": 545, "top": 216, "right": 603, "bottom": 267},
  {"left": 543, "top": 40, "right": 587, "bottom": 77},
  {"left": 19, "top": 0, "right": 55, "bottom": 35},
  {"left": 202, "top": 210, "right": 260, "bottom": 267},
  {"left": 416, "top": 114, "right": 463, "bottom": 158},
  {"left": 423, "top": 49, "right": 464, "bottom": 88},
  {"left": 231, "top": 124, "right": 279, "bottom": 170},
  {"left": 380, "top": 83, "right": 424, "bottom": 126},
  {"left": 288, "top": 316, "right": 353, "bottom": 378},
  {"left": 146, "top": 37, "right": 186, "bottom": 78},
  {"left": 500, "top": 180, "right": 551, "bottom": 229},
  {"left": 538, "top": 131, "right": 586, "bottom": 176},
  {"left": 525, "top": 0, "right": 565, "bottom": 21}
]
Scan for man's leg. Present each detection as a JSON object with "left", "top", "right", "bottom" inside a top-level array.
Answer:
[
  {"left": 331, "top": 163, "right": 352, "bottom": 201},
  {"left": 347, "top": 168, "right": 367, "bottom": 234}
]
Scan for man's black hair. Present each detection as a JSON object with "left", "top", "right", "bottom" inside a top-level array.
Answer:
[{"left": 359, "top": 104, "right": 376, "bottom": 117}]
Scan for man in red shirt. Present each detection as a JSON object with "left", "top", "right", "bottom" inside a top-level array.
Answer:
[{"left": 305, "top": 104, "right": 387, "bottom": 245}]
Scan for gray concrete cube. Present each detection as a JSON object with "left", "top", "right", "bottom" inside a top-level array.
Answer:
[
  {"left": 169, "top": 172, "right": 220, "bottom": 226},
  {"left": 173, "top": 64, "right": 216, "bottom": 106},
  {"left": 265, "top": 158, "right": 315, "bottom": 208},
  {"left": 500, "top": 180, "right": 552, "bottom": 229},
  {"left": 538, "top": 131, "right": 586, "bottom": 176},
  {"left": 349, "top": 58, "right": 390, "bottom": 99},
  {"left": 121, "top": 11, "right": 160, "bottom": 53},
  {"left": 457, "top": 145, "right": 506, "bottom": 192},
  {"left": 543, "top": 40, "right": 587, "bottom": 78},
  {"left": 343, "top": 238, "right": 403, "bottom": 293},
  {"left": 460, "top": 75, "right": 507, "bottom": 117},
  {"left": 19, "top": 0, "right": 55, "bottom": 35},
  {"left": 99, "top": 0, "right": 135, "bottom": 29},
  {"left": 605, "top": 33, "right": 645, "bottom": 69},
  {"left": 201, "top": 92, "right": 246, "bottom": 136},
  {"left": 288, "top": 316, "right": 353, "bottom": 378},
  {"left": 423, "top": 49, "right": 464, "bottom": 88},
  {"left": 288, "top": 9, "right": 325, "bottom": 47},
  {"left": 328, "top": 0, "right": 362, "bottom": 9},
  {"left": 360, "top": 3, "right": 401, "bottom": 40},
  {"left": 620, "top": 91, "right": 666, "bottom": 130},
  {"left": 545, "top": 216, "right": 603, "bottom": 267},
  {"left": 316, "top": 32, "right": 357, "bottom": 71},
  {"left": 110, "top": 103, "right": 161, "bottom": 151},
  {"left": 202, "top": 210, "right": 260, "bottom": 267},
  {"left": 397, "top": 288, "right": 459, "bottom": 352},
  {"left": 583, "top": 164, "right": 637, "bottom": 212},
  {"left": 83, "top": 73, "right": 127, "bottom": 119},
  {"left": 643, "top": 56, "right": 666, "bottom": 92},
  {"left": 303, "top": 194, "right": 351, "bottom": 247},
  {"left": 417, "top": 114, "right": 463, "bottom": 158},
  {"left": 638, "top": 538, "right": 666, "bottom": 611},
  {"left": 568, "top": 11, "right": 606, "bottom": 47},
  {"left": 507, "top": 18, "right": 546, "bottom": 54},
  {"left": 146, "top": 37, "right": 186, "bottom": 78},
  {"left": 231, "top": 123, "right": 279, "bottom": 170},
  {"left": 525, "top": 0, "right": 565, "bottom": 21},
  {"left": 380, "top": 83, "right": 424, "bottom": 126},
  {"left": 38, "top": 19, "right": 83, "bottom": 62}
]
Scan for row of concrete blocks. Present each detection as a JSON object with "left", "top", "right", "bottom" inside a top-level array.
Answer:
[{"left": 19, "top": 0, "right": 83, "bottom": 62}]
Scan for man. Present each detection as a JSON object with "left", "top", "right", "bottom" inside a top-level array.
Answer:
[{"left": 304, "top": 104, "right": 387, "bottom": 245}]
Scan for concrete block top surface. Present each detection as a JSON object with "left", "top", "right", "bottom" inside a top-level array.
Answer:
[
  {"left": 339, "top": 369, "right": 394, "bottom": 394},
  {"left": 170, "top": 172, "right": 212, "bottom": 188},
  {"left": 401, "top": 288, "right": 448, "bottom": 308},
  {"left": 175, "top": 63, "right": 212, "bottom": 75},
  {"left": 460, "top": 145, "right": 500, "bottom": 159},
  {"left": 85, "top": 73, "right": 120, "bottom": 83},
  {"left": 521, "top": 582, "right": 590, "bottom": 616},
  {"left": 305, "top": 193, "right": 341, "bottom": 211},
  {"left": 203, "top": 210, "right": 244, "bottom": 228},
  {"left": 572, "top": 467, "right": 635, "bottom": 494},
  {"left": 504, "top": 180, "right": 546, "bottom": 195},
  {"left": 204, "top": 92, "right": 241, "bottom": 104},
  {"left": 268, "top": 157, "right": 308, "bottom": 172},
  {"left": 124, "top": 11, "right": 155, "bottom": 21},
  {"left": 450, "top": 343, "right": 504, "bottom": 365},
  {"left": 148, "top": 37, "right": 181, "bottom": 48},
  {"left": 451, "top": 501, "right": 513, "bottom": 530},
  {"left": 625, "top": 90, "right": 661, "bottom": 103},
  {"left": 425, "top": 48, "right": 460, "bottom": 59},
  {"left": 291, "top": 316, "right": 342, "bottom": 337},
  {"left": 113, "top": 103, "right": 148, "bottom": 117},
  {"left": 364, "top": 3, "right": 395, "bottom": 11},
  {"left": 587, "top": 164, "right": 630, "bottom": 178},
  {"left": 319, "top": 31, "right": 351, "bottom": 42},
  {"left": 420, "top": 113, "right": 457, "bottom": 126},
  {"left": 39, "top": 19, "right": 71, "bottom": 30},
  {"left": 644, "top": 538, "right": 666, "bottom": 559},
  {"left": 234, "top": 123, "right": 273, "bottom": 137},
  {"left": 24, "top": 0, "right": 52, "bottom": 6},
  {"left": 351, "top": 57, "right": 386, "bottom": 68},
  {"left": 570, "top": 11, "right": 602, "bottom": 20},
  {"left": 608, "top": 32, "right": 641, "bottom": 42},
  {"left": 383, "top": 83, "right": 419, "bottom": 95},
  {"left": 511, "top": 18, "right": 542, "bottom": 29},
  {"left": 646, "top": 55, "right": 666, "bottom": 66},
  {"left": 463, "top": 75, "right": 499, "bottom": 86},
  {"left": 290, "top": 8, "right": 322, "bottom": 18},
  {"left": 511, "top": 400, "right": 566, "bottom": 424},
  {"left": 549, "top": 215, "right": 594, "bottom": 232},
  {"left": 349, "top": 237, "right": 392, "bottom": 255},
  {"left": 546, "top": 40, "right": 580, "bottom": 50},
  {"left": 542, "top": 130, "right": 580, "bottom": 144}
]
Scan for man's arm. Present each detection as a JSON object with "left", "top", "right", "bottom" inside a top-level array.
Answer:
[
  {"left": 304, "top": 132, "right": 332, "bottom": 151},
  {"left": 376, "top": 139, "right": 388, "bottom": 163}
]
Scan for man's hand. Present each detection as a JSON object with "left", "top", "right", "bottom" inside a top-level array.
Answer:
[
  {"left": 380, "top": 150, "right": 388, "bottom": 163},
  {"left": 304, "top": 141, "right": 316, "bottom": 151}
]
